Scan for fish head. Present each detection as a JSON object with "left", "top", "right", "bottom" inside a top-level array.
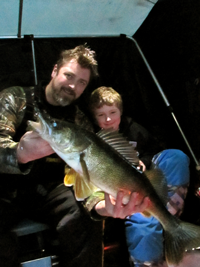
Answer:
[{"left": 28, "top": 110, "right": 87, "bottom": 153}]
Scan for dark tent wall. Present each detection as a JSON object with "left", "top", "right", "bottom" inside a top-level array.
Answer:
[
  {"left": 134, "top": 0, "right": 200, "bottom": 161},
  {"left": 132, "top": 0, "right": 200, "bottom": 200},
  {"left": 1, "top": 0, "right": 200, "bottom": 194}
]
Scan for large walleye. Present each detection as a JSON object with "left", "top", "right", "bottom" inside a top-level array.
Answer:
[{"left": 28, "top": 111, "right": 200, "bottom": 266}]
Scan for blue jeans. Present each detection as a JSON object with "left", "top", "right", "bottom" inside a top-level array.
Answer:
[{"left": 125, "top": 149, "right": 190, "bottom": 264}]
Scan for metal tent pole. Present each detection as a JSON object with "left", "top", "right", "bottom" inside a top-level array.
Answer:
[
  {"left": 30, "top": 35, "right": 38, "bottom": 86},
  {"left": 23, "top": 35, "right": 38, "bottom": 86},
  {"left": 18, "top": 0, "right": 23, "bottom": 38},
  {"left": 17, "top": 1, "right": 37, "bottom": 85},
  {"left": 123, "top": 34, "right": 200, "bottom": 170}
]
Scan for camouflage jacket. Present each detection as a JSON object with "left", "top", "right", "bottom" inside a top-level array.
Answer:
[{"left": 0, "top": 85, "right": 93, "bottom": 174}]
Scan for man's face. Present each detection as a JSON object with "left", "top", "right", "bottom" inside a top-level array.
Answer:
[
  {"left": 47, "top": 59, "right": 91, "bottom": 106},
  {"left": 94, "top": 104, "right": 121, "bottom": 131}
]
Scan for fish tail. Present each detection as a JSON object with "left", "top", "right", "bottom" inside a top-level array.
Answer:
[{"left": 165, "top": 219, "right": 200, "bottom": 265}]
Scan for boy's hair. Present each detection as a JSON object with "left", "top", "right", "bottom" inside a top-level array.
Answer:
[
  {"left": 89, "top": 86, "right": 123, "bottom": 114},
  {"left": 56, "top": 45, "right": 99, "bottom": 81}
]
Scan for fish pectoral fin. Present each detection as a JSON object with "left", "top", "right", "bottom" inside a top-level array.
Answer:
[
  {"left": 74, "top": 173, "right": 98, "bottom": 201},
  {"left": 64, "top": 167, "right": 97, "bottom": 200},
  {"left": 64, "top": 168, "right": 77, "bottom": 186},
  {"left": 79, "top": 152, "right": 90, "bottom": 182}
]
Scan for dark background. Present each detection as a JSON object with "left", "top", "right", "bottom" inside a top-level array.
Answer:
[{"left": 1, "top": 0, "right": 200, "bottom": 223}]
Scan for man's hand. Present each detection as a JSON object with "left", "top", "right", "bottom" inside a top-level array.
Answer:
[
  {"left": 95, "top": 191, "right": 150, "bottom": 219},
  {"left": 17, "top": 131, "right": 54, "bottom": 164}
]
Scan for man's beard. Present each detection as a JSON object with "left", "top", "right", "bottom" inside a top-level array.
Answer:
[{"left": 52, "top": 87, "right": 76, "bottom": 106}]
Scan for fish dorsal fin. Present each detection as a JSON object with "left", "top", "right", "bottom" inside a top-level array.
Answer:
[
  {"left": 64, "top": 168, "right": 98, "bottom": 201},
  {"left": 97, "top": 129, "right": 139, "bottom": 166}
]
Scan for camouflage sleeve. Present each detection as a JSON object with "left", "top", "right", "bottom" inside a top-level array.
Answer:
[
  {"left": 0, "top": 86, "right": 31, "bottom": 174},
  {"left": 83, "top": 190, "right": 106, "bottom": 221}
]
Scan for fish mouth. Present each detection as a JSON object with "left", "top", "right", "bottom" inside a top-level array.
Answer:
[
  {"left": 28, "top": 111, "right": 50, "bottom": 136},
  {"left": 28, "top": 119, "right": 48, "bottom": 137},
  {"left": 28, "top": 121, "right": 42, "bottom": 133}
]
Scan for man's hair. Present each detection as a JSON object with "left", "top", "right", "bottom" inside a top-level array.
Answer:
[
  {"left": 56, "top": 45, "right": 98, "bottom": 80},
  {"left": 89, "top": 86, "right": 123, "bottom": 114}
]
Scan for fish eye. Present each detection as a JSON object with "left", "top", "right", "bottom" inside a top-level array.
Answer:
[{"left": 51, "top": 120, "right": 57, "bottom": 128}]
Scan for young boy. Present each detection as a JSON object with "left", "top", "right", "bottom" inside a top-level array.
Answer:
[{"left": 89, "top": 86, "right": 190, "bottom": 267}]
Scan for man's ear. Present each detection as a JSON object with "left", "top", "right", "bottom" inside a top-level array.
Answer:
[{"left": 51, "top": 64, "right": 58, "bottom": 78}]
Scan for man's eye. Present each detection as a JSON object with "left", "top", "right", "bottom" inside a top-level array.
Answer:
[
  {"left": 80, "top": 80, "right": 87, "bottom": 86},
  {"left": 65, "top": 74, "right": 71, "bottom": 78}
]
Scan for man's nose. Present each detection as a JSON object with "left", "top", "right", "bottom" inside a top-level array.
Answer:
[{"left": 68, "top": 82, "right": 76, "bottom": 90}]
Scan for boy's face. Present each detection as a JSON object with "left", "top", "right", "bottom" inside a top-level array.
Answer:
[{"left": 94, "top": 104, "right": 121, "bottom": 131}]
